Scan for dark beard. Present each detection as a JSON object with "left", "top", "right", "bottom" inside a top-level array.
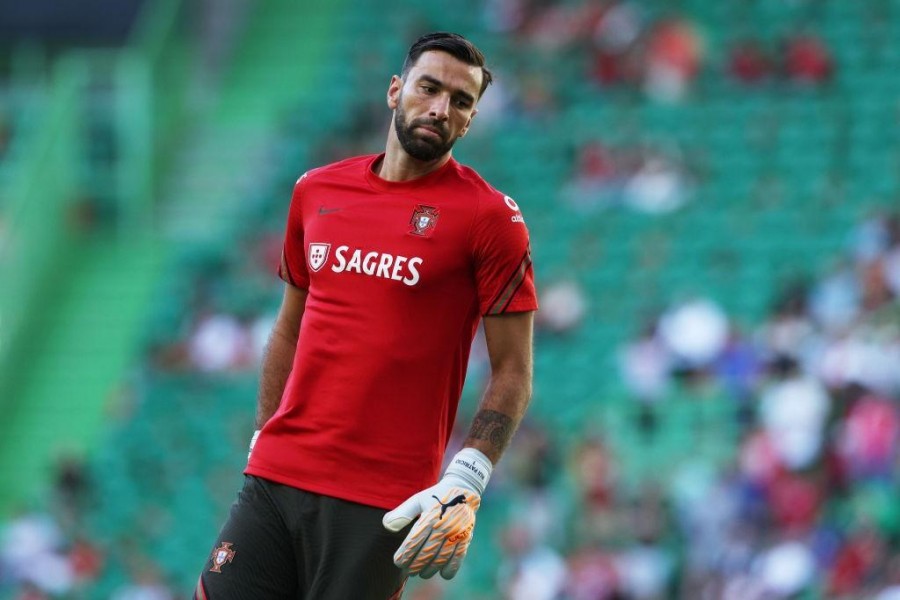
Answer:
[{"left": 394, "top": 103, "right": 456, "bottom": 162}]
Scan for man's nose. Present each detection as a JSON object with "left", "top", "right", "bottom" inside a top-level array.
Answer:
[{"left": 429, "top": 94, "right": 451, "bottom": 121}]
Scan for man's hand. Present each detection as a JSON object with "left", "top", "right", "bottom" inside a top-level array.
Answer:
[{"left": 383, "top": 448, "right": 492, "bottom": 580}]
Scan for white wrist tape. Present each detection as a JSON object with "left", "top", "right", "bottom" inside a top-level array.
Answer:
[{"left": 444, "top": 448, "right": 493, "bottom": 496}]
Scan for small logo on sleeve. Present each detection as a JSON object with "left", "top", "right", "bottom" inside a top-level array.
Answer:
[
  {"left": 409, "top": 205, "right": 439, "bottom": 236},
  {"left": 308, "top": 243, "right": 332, "bottom": 272},
  {"left": 504, "top": 196, "right": 525, "bottom": 223},
  {"left": 209, "top": 542, "right": 236, "bottom": 573}
]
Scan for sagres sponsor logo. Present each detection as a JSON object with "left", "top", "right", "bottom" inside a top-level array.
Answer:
[
  {"left": 308, "top": 243, "right": 331, "bottom": 272},
  {"left": 331, "top": 245, "right": 423, "bottom": 286},
  {"left": 209, "top": 542, "right": 236, "bottom": 573},
  {"left": 409, "top": 205, "right": 439, "bottom": 236}
]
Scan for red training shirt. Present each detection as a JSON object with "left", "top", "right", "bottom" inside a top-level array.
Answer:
[{"left": 246, "top": 153, "right": 538, "bottom": 509}]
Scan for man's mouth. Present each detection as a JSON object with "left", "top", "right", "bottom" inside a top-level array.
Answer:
[{"left": 416, "top": 125, "right": 444, "bottom": 140}]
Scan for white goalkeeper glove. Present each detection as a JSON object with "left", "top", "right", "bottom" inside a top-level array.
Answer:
[
  {"left": 248, "top": 430, "right": 260, "bottom": 461},
  {"left": 382, "top": 448, "right": 493, "bottom": 580}
]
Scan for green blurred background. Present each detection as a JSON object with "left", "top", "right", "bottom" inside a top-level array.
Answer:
[{"left": 1, "top": 0, "right": 899, "bottom": 598}]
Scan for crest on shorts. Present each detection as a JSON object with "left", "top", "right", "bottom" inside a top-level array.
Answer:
[
  {"left": 308, "top": 243, "right": 331, "bottom": 272},
  {"left": 409, "top": 205, "right": 439, "bottom": 236},
  {"left": 209, "top": 542, "right": 236, "bottom": 573}
]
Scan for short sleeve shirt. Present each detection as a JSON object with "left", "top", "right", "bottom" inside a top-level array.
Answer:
[{"left": 246, "top": 154, "right": 537, "bottom": 509}]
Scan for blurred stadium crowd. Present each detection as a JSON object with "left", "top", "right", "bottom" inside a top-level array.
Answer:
[{"left": 2, "top": 0, "right": 900, "bottom": 598}]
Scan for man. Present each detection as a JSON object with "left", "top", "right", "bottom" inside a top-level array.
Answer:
[{"left": 195, "top": 32, "right": 537, "bottom": 599}]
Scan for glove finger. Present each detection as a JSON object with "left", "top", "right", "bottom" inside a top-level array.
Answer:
[
  {"left": 413, "top": 536, "right": 447, "bottom": 579},
  {"left": 440, "top": 541, "right": 468, "bottom": 580},
  {"left": 393, "top": 521, "right": 433, "bottom": 570},
  {"left": 420, "top": 540, "right": 459, "bottom": 579},
  {"left": 383, "top": 494, "right": 425, "bottom": 532}
]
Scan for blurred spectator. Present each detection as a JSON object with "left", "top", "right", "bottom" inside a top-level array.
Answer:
[
  {"left": 727, "top": 39, "right": 773, "bottom": 84},
  {"left": 767, "top": 472, "right": 823, "bottom": 533},
  {"left": 535, "top": 277, "right": 588, "bottom": 335},
  {"left": 0, "top": 511, "right": 75, "bottom": 597},
  {"left": 560, "top": 141, "right": 620, "bottom": 213},
  {"left": 850, "top": 212, "right": 893, "bottom": 265},
  {"left": 481, "top": 0, "right": 528, "bottom": 34},
  {"left": 817, "top": 326, "right": 900, "bottom": 394},
  {"left": 590, "top": 0, "right": 644, "bottom": 86},
  {"left": 618, "top": 318, "right": 672, "bottom": 404},
  {"left": 758, "top": 279, "right": 816, "bottom": 364},
  {"left": 617, "top": 484, "right": 675, "bottom": 599},
  {"left": 642, "top": 18, "right": 704, "bottom": 103},
  {"left": 827, "top": 523, "right": 887, "bottom": 597},
  {"left": 809, "top": 259, "right": 861, "bottom": 333},
  {"left": 757, "top": 355, "right": 830, "bottom": 471},
  {"left": 569, "top": 438, "right": 621, "bottom": 547},
  {"left": 496, "top": 522, "right": 567, "bottom": 600},
  {"left": 753, "top": 538, "right": 816, "bottom": 598},
  {"left": 714, "top": 324, "right": 763, "bottom": 404},
  {"left": 67, "top": 537, "right": 103, "bottom": 588},
  {"left": 836, "top": 391, "right": 899, "bottom": 483},
  {"left": 564, "top": 546, "right": 621, "bottom": 600},
  {"left": 781, "top": 31, "right": 834, "bottom": 85},
  {"left": 622, "top": 150, "right": 689, "bottom": 214},
  {"left": 186, "top": 308, "right": 252, "bottom": 372},
  {"left": 562, "top": 141, "right": 692, "bottom": 215},
  {"left": 617, "top": 539, "right": 674, "bottom": 599},
  {"left": 657, "top": 296, "right": 729, "bottom": 369},
  {"left": 519, "top": 1, "right": 598, "bottom": 53},
  {"left": 110, "top": 565, "right": 173, "bottom": 600}
]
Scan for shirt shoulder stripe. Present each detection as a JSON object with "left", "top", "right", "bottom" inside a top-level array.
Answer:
[
  {"left": 279, "top": 250, "right": 296, "bottom": 286},
  {"left": 487, "top": 249, "right": 532, "bottom": 315}
]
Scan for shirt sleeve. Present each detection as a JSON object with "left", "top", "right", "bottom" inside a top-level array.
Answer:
[
  {"left": 471, "top": 192, "right": 538, "bottom": 316},
  {"left": 278, "top": 173, "right": 311, "bottom": 289}
]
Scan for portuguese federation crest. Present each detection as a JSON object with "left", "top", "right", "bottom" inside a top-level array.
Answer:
[
  {"left": 209, "top": 542, "right": 236, "bottom": 573},
  {"left": 308, "top": 243, "right": 331, "bottom": 272},
  {"left": 410, "top": 205, "right": 439, "bottom": 236}
]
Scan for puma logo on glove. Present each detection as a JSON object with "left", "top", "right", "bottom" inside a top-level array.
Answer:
[{"left": 432, "top": 494, "right": 467, "bottom": 519}]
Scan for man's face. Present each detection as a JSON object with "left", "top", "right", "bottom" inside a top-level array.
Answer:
[{"left": 388, "top": 51, "right": 482, "bottom": 162}]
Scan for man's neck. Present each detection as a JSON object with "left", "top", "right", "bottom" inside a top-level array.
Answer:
[{"left": 374, "top": 137, "right": 451, "bottom": 182}]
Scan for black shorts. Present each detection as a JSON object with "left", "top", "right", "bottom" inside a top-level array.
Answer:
[{"left": 194, "top": 475, "right": 409, "bottom": 600}]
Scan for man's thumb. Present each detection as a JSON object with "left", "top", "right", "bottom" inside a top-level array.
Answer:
[{"left": 382, "top": 494, "right": 423, "bottom": 532}]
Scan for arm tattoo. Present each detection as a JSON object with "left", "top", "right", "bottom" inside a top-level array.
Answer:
[{"left": 466, "top": 409, "right": 515, "bottom": 456}]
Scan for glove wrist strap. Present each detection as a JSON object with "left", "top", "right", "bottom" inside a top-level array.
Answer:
[{"left": 444, "top": 448, "right": 492, "bottom": 496}]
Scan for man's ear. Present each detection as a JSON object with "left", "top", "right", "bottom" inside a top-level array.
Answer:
[
  {"left": 459, "top": 108, "right": 478, "bottom": 138},
  {"left": 387, "top": 75, "right": 403, "bottom": 110}
]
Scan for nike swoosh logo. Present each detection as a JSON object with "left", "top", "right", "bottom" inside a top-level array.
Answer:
[{"left": 318, "top": 206, "right": 341, "bottom": 215}]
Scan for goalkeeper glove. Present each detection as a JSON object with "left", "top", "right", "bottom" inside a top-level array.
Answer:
[{"left": 382, "top": 448, "right": 493, "bottom": 580}]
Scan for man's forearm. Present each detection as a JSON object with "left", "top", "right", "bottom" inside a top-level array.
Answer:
[
  {"left": 463, "top": 370, "right": 532, "bottom": 464},
  {"left": 256, "top": 325, "right": 298, "bottom": 428}
]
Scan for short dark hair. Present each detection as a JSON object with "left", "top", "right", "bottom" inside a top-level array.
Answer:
[{"left": 401, "top": 32, "right": 493, "bottom": 99}]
